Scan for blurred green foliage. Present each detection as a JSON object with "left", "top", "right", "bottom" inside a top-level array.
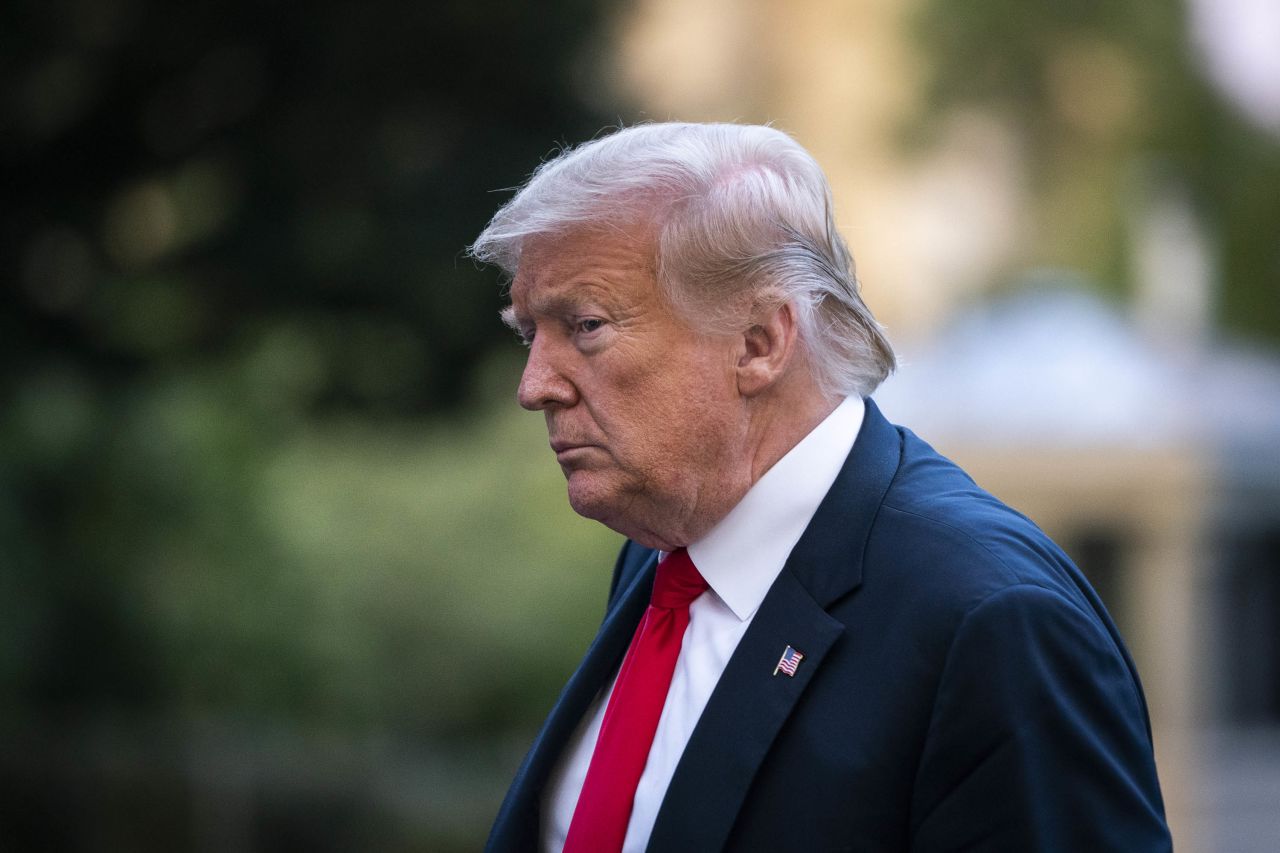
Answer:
[
  {"left": 913, "top": 0, "right": 1280, "bottom": 342},
  {"left": 2, "top": 0, "right": 622, "bottom": 848}
]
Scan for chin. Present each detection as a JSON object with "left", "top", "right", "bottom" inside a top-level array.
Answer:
[
  {"left": 565, "top": 482, "right": 614, "bottom": 524},
  {"left": 566, "top": 476, "right": 677, "bottom": 549},
  {"left": 565, "top": 474, "right": 632, "bottom": 531}
]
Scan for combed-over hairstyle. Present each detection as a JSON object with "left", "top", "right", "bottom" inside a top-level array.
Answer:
[{"left": 468, "top": 122, "right": 896, "bottom": 397}]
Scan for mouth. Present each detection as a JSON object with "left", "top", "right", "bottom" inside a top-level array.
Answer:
[{"left": 550, "top": 439, "right": 597, "bottom": 463}]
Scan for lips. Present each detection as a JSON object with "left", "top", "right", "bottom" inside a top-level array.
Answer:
[
  {"left": 549, "top": 439, "right": 599, "bottom": 464},
  {"left": 545, "top": 438, "right": 593, "bottom": 450}
]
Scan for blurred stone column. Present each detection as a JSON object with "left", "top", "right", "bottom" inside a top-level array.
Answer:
[{"left": 1124, "top": 453, "right": 1209, "bottom": 853}]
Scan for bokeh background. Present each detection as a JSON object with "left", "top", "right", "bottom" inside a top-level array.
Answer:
[{"left": 4, "top": 0, "right": 1278, "bottom": 850}]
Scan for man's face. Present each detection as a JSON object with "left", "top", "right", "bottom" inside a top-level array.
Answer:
[{"left": 506, "top": 226, "right": 747, "bottom": 548}]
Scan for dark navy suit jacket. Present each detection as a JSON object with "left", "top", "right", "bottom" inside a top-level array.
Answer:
[{"left": 487, "top": 400, "right": 1172, "bottom": 851}]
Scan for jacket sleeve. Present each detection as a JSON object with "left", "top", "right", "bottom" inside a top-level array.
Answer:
[{"left": 909, "top": 583, "right": 1172, "bottom": 851}]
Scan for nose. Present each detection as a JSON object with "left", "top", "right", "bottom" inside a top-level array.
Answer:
[{"left": 517, "top": 336, "right": 578, "bottom": 411}]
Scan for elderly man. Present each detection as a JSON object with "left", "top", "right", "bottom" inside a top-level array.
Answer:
[{"left": 471, "top": 123, "right": 1170, "bottom": 852}]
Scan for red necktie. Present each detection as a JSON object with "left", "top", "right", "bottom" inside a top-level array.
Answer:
[{"left": 562, "top": 548, "right": 708, "bottom": 852}]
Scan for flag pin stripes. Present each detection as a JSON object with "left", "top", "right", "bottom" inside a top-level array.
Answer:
[{"left": 773, "top": 645, "right": 804, "bottom": 677}]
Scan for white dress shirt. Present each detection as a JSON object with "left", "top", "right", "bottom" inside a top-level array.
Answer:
[{"left": 541, "top": 396, "right": 865, "bottom": 852}]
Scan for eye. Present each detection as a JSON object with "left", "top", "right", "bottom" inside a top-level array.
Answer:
[{"left": 576, "top": 318, "right": 605, "bottom": 335}]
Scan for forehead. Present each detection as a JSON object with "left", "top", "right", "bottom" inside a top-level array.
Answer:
[{"left": 510, "top": 226, "right": 659, "bottom": 311}]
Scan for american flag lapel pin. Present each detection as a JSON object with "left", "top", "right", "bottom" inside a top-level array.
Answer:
[{"left": 773, "top": 645, "right": 804, "bottom": 677}]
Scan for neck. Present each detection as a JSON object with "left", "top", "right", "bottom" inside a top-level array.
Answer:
[
  {"left": 742, "top": 381, "right": 841, "bottom": 487},
  {"left": 627, "top": 377, "right": 840, "bottom": 552}
]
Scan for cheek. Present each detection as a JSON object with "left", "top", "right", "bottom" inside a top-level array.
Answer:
[
  {"left": 593, "top": 338, "right": 736, "bottom": 459},
  {"left": 653, "top": 374, "right": 737, "bottom": 449}
]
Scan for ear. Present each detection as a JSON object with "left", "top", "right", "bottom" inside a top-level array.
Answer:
[{"left": 736, "top": 299, "right": 799, "bottom": 397}]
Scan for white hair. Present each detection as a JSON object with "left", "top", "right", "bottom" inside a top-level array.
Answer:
[{"left": 469, "top": 122, "right": 896, "bottom": 397}]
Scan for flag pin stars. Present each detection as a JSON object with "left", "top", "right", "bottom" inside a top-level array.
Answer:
[{"left": 773, "top": 645, "right": 804, "bottom": 677}]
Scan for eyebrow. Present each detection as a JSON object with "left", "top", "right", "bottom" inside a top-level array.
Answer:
[{"left": 504, "top": 289, "right": 606, "bottom": 329}]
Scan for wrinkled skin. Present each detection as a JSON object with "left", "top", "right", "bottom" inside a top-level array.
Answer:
[{"left": 506, "top": 226, "right": 754, "bottom": 550}]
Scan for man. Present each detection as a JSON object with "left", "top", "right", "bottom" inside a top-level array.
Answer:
[{"left": 470, "top": 123, "right": 1171, "bottom": 852}]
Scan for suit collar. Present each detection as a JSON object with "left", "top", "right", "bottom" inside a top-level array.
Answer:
[
  {"left": 690, "top": 396, "right": 864, "bottom": 621},
  {"left": 785, "top": 396, "right": 902, "bottom": 607},
  {"left": 647, "top": 397, "right": 903, "bottom": 849}
]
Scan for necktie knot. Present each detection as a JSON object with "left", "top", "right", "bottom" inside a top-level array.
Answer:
[
  {"left": 650, "top": 548, "right": 708, "bottom": 610},
  {"left": 563, "top": 546, "right": 705, "bottom": 852}
]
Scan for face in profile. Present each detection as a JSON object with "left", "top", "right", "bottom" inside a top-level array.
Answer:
[{"left": 506, "top": 226, "right": 747, "bottom": 548}]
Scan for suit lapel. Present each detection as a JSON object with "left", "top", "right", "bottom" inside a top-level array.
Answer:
[
  {"left": 648, "top": 568, "right": 844, "bottom": 850},
  {"left": 485, "top": 548, "right": 659, "bottom": 852},
  {"left": 647, "top": 399, "right": 903, "bottom": 850}
]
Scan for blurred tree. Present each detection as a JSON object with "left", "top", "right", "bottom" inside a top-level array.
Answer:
[
  {"left": 1, "top": 0, "right": 622, "bottom": 849},
  {"left": 912, "top": 0, "right": 1280, "bottom": 344},
  {"left": 4, "top": 0, "right": 616, "bottom": 415}
]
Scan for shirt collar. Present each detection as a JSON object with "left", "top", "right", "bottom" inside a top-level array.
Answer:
[{"left": 686, "top": 396, "right": 865, "bottom": 621}]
